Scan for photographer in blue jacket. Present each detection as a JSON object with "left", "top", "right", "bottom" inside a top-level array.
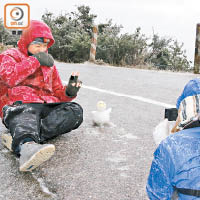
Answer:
[{"left": 147, "top": 78, "right": 200, "bottom": 199}]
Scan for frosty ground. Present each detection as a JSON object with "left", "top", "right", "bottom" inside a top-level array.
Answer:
[{"left": 0, "top": 62, "right": 198, "bottom": 200}]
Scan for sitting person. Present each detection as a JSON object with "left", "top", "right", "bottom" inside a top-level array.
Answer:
[{"left": 0, "top": 20, "right": 83, "bottom": 172}]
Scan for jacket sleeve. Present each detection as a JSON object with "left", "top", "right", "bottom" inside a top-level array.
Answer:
[
  {"left": 146, "top": 143, "right": 175, "bottom": 200},
  {"left": 0, "top": 54, "right": 41, "bottom": 87},
  {"left": 52, "top": 66, "right": 75, "bottom": 102}
]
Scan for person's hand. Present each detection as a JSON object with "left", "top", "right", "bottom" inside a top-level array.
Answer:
[
  {"left": 32, "top": 52, "right": 54, "bottom": 67},
  {"left": 65, "top": 72, "right": 82, "bottom": 97}
]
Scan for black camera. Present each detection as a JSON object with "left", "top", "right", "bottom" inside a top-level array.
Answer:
[{"left": 164, "top": 108, "right": 178, "bottom": 121}]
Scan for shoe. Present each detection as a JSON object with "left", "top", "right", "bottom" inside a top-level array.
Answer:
[
  {"left": 1, "top": 133, "right": 13, "bottom": 151},
  {"left": 19, "top": 142, "right": 55, "bottom": 172}
]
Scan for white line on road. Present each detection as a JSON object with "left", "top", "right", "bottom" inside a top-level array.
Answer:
[{"left": 63, "top": 81, "right": 175, "bottom": 108}]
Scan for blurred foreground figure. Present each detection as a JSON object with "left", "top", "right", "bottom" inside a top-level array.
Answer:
[{"left": 147, "top": 78, "right": 200, "bottom": 199}]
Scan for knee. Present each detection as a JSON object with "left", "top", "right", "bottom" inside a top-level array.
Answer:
[
  {"left": 67, "top": 102, "right": 83, "bottom": 129},
  {"left": 71, "top": 102, "right": 83, "bottom": 121},
  {"left": 64, "top": 102, "right": 83, "bottom": 115},
  {"left": 71, "top": 102, "right": 83, "bottom": 112},
  {"left": 2, "top": 104, "right": 29, "bottom": 126}
]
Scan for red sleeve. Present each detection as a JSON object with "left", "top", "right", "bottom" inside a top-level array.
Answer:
[
  {"left": 0, "top": 54, "right": 41, "bottom": 87},
  {"left": 52, "top": 66, "right": 75, "bottom": 102}
]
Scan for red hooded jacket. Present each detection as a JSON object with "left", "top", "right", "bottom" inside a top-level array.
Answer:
[{"left": 0, "top": 20, "right": 74, "bottom": 118}]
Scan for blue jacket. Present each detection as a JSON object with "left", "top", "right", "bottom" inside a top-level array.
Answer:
[{"left": 146, "top": 127, "right": 200, "bottom": 200}]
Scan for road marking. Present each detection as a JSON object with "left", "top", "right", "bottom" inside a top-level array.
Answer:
[{"left": 63, "top": 81, "right": 175, "bottom": 108}]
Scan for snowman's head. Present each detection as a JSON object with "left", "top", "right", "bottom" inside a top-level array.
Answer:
[{"left": 97, "top": 101, "right": 106, "bottom": 111}]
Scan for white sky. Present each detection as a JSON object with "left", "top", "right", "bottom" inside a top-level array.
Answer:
[{"left": 1, "top": 0, "right": 200, "bottom": 63}]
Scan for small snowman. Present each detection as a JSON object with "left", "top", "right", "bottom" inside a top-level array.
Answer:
[{"left": 91, "top": 101, "right": 112, "bottom": 127}]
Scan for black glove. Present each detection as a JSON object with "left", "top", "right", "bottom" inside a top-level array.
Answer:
[
  {"left": 32, "top": 52, "right": 54, "bottom": 67},
  {"left": 65, "top": 74, "right": 82, "bottom": 97}
]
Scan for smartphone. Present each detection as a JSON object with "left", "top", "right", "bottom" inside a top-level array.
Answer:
[{"left": 164, "top": 108, "right": 178, "bottom": 121}]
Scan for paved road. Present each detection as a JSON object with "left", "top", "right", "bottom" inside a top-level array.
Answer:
[{"left": 0, "top": 62, "right": 198, "bottom": 200}]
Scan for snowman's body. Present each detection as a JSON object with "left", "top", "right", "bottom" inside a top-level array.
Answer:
[
  {"left": 92, "top": 108, "right": 112, "bottom": 126},
  {"left": 91, "top": 101, "right": 112, "bottom": 126}
]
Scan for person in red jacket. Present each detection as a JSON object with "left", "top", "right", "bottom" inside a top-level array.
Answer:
[{"left": 0, "top": 20, "right": 83, "bottom": 172}]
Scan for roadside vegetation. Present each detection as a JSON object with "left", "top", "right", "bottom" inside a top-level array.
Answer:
[{"left": 0, "top": 5, "right": 192, "bottom": 71}]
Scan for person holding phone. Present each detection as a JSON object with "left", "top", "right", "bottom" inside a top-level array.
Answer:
[{"left": 147, "top": 78, "right": 200, "bottom": 199}]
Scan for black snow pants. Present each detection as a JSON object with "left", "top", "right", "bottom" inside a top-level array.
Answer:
[{"left": 2, "top": 102, "right": 83, "bottom": 155}]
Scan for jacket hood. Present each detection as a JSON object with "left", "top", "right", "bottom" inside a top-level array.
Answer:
[
  {"left": 176, "top": 78, "right": 200, "bottom": 109},
  {"left": 18, "top": 20, "right": 55, "bottom": 55}
]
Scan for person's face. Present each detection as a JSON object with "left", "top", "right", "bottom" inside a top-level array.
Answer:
[{"left": 28, "top": 43, "right": 48, "bottom": 55}]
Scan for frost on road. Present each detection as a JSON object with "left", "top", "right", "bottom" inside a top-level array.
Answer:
[{"left": 0, "top": 62, "right": 198, "bottom": 200}]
